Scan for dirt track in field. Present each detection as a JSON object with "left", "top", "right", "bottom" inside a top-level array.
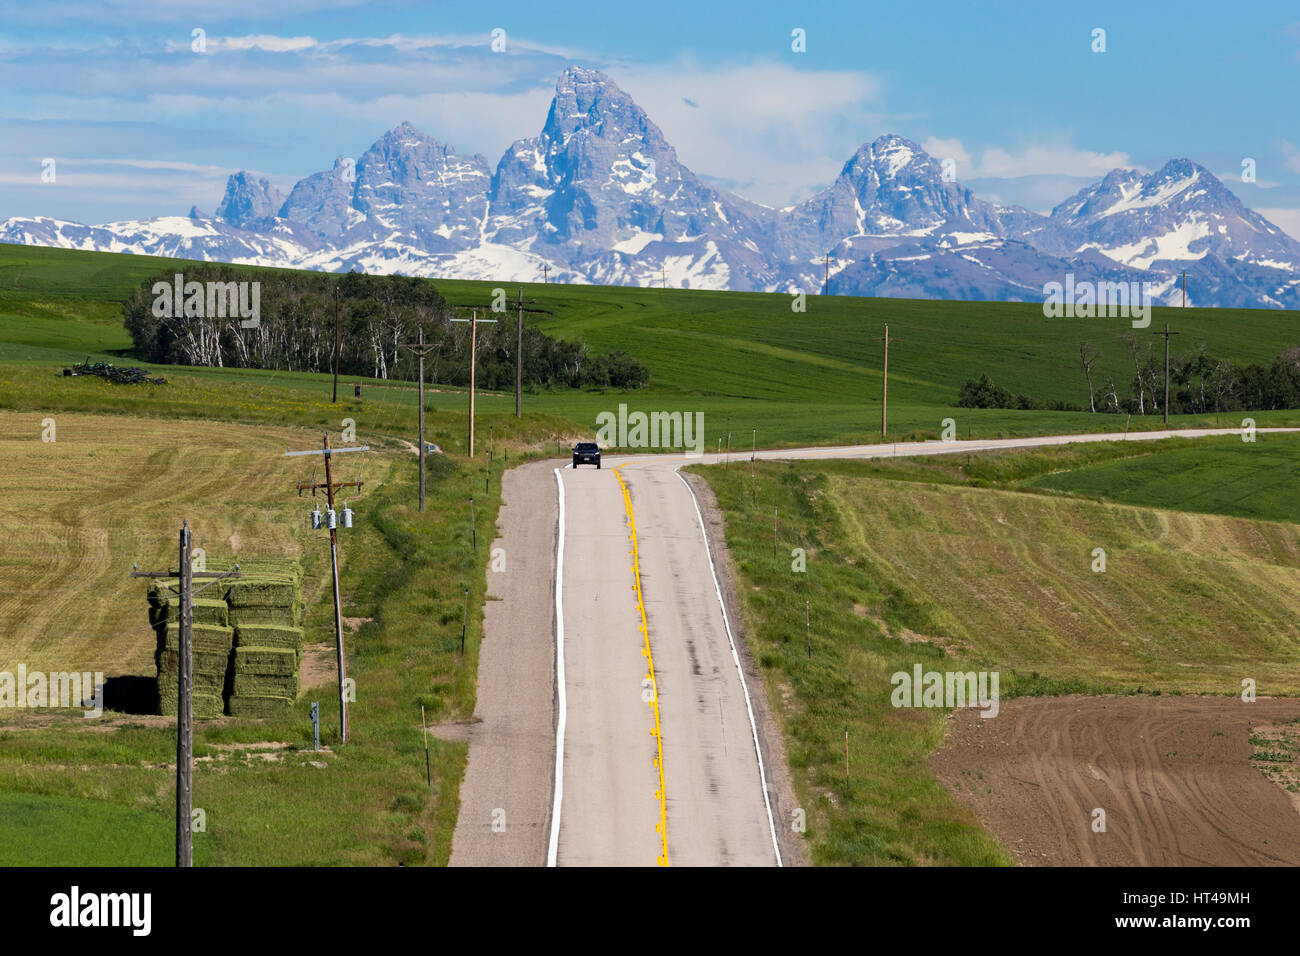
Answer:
[{"left": 929, "top": 695, "right": 1300, "bottom": 866}]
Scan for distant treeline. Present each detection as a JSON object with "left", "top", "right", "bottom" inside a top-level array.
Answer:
[
  {"left": 957, "top": 375, "right": 1082, "bottom": 412},
  {"left": 960, "top": 341, "right": 1300, "bottom": 415},
  {"left": 122, "top": 266, "right": 649, "bottom": 390}
]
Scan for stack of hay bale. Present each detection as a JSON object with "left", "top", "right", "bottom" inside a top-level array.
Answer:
[
  {"left": 149, "top": 589, "right": 233, "bottom": 719},
  {"left": 149, "top": 558, "right": 304, "bottom": 718},
  {"left": 225, "top": 560, "right": 304, "bottom": 718}
]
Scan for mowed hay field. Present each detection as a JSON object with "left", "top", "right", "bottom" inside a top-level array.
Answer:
[
  {"left": 697, "top": 440, "right": 1300, "bottom": 865},
  {"left": 829, "top": 475, "right": 1300, "bottom": 694},
  {"left": 0, "top": 410, "right": 393, "bottom": 678}
]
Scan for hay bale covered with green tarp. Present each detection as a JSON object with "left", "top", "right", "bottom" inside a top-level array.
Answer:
[
  {"left": 227, "top": 603, "right": 302, "bottom": 628},
  {"left": 149, "top": 556, "right": 305, "bottom": 717},
  {"left": 156, "top": 649, "right": 231, "bottom": 695},
  {"left": 225, "top": 580, "right": 299, "bottom": 608},
  {"left": 157, "top": 622, "right": 234, "bottom": 656},
  {"left": 233, "top": 624, "right": 302, "bottom": 652},
  {"left": 149, "top": 595, "right": 229, "bottom": 628},
  {"left": 157, "top": 688, "right": 225, "bottom": 719},
  {"left": 229, "top": 646, "right": 298, "bottom": 701}
]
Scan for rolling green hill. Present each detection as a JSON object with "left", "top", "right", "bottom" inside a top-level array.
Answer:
[{"left": 3, "top": 243, "right": 1300, "bottom": 449}]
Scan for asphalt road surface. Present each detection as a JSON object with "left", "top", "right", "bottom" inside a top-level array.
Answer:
[{"left": 450, "top": 426, "right": 1298, "bottom": 866}]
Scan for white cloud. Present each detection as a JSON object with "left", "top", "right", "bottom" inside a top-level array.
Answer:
[
  {"left": 614, "top": 59, "right": 885, "bottom": 205},
  {"left": 921, "top": 137, "right": 971, "bottom": 167},
  {"left": 922, "top": 137, "right": 1134, "bottom": 180},
  {"left": 214, "top": 35, "right": 320, "bottom": 53},
  {"left": 1278, "top": 139, "right": 1300, "bottom": 175},
  {"left": 1257, "top": 208, "right": 1300, "bottom": 243},
  {"left": 974, "top": 144, "right": 1133, "bottom": 179}
]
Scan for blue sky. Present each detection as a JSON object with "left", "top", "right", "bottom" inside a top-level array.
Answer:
[{"left": 3, "top": 0, "right": 1298, "bottom": 238}]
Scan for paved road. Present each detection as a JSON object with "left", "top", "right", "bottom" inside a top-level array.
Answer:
[{"left": 450, "top": 426, "right": 1299, "bottom": 866}]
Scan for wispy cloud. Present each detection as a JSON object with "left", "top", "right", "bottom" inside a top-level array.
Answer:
[
  {"left": 616, "top": 58, "right": 885, "bottom": 205},
  {"left": 1278, "top": 138, "right": 1300, "bottom": 175}
]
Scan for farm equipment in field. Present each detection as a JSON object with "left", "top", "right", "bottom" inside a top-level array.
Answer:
[{"left": 66, "top": 358, "right": 167, "bottom": 385}]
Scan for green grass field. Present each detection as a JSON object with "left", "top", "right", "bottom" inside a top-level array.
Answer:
[
  {"left": 0, "top": 791, "right": 207, "bottom": 866},
  {"left": 1028, "top": 434, "right": 1300, "bottom": 523},
  {"left": 693, "top": 434, "right": 1300, "bottom": 864},
  {"left": 4, "top": 243, "right": 1300, "bottom": 452}
]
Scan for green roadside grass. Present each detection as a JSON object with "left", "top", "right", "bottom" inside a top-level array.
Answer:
[
  {"left": 692, "top": 434, "right": 1300, "bottom": 864},
  {"left": 0, "top": 791, "right": 204, "bottom": 866}
]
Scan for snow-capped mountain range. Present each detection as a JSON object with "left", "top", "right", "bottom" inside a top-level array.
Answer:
[{"left": 4, "top": 66, "right": 1298, "bottom": 309}]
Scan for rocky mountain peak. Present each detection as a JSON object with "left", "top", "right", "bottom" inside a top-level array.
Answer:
[{"left": 214, "top": 172, "right": 285, "bottom": 228}]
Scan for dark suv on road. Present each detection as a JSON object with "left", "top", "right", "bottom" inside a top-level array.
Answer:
[{"left": 572, "top": 441, "right": 601, "bottom": 469}]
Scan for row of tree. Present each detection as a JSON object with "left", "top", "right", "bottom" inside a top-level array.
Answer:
[
  {"left": 122, "top": 266, "right": 649, "bottom": 390},
  {"left": 1077, "top": 338, "right": 1300, "bottom": 415}
]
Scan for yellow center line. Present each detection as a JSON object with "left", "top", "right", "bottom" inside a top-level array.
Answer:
[{"left": 613, "top": 465, "right": 669, "bottom": 867}]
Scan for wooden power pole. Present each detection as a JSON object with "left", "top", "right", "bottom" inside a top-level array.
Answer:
[
  {"left": 516, "top": 288, "right": 523, "bottom": 419},
  {"left": 451, "top": 310, "right": 497, "bottom": 458},
  {"left": 287, "top": 434, "right": 368, "bottom": 743},
  {"left": 873, "top": 324, "right": 900, "bottom": 438},
  {"left": 399, "top": 326, "right": 437, "bottom": 511},
  {"left": 132, "top": 521, "right": 240, "bottom": 867},
  {"left": 332, "top": 286, "right": 341, "bottom": 405},
  {"left": 1153, "top": 322, "right": 1180, "bottom": 426}
]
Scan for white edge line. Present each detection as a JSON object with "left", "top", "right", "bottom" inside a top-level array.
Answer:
[
  {"left": 675, "top": 467, "right": 783, "bottom": 867},
  {"left": 547, "top": 468, "right": 567, "bottom": 867}
]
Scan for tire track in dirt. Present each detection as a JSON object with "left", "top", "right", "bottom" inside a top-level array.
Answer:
[{"left": 930, "top": 695, "right": 1300, "bottom": 866}]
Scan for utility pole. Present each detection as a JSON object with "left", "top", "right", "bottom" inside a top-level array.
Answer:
[
  {"left": 515, "top": 288, "right": 523, "bottom": 419},
  {"left": 451, "top": 310, "right": 497, "bottom": 458},
  {"left": 132, "top": 522, "right": 240, "bottom": 868},
  {"left": 399, "top": 326, "right": 437, "bottom": 512},
  {"left": 823, "top": 254, "right": 830, "bottom": 296},
  {"left": 542, "top": 264, "right": 548, "bottom": 285},
  {"left": 1182, "top": 270, "right": 1188, "bottom": 308},
  {"left": 873, "top": 324, "right": 900, "bottom": 438},
  {"left": 1153, "top": 322, "right": 1180, "bottom": 426},
  {"left": 332, "top": 286, "right": 341, "bottom": 404},
  {"left": 287, "top": 433, "right": 368, "bottom": 743}
]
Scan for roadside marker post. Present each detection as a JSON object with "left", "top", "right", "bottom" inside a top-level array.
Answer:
[
  {"left": 421, "top": 705, "right": 431, "bottom": 786},
  {"left": 805, "top": 600, "right": 811, "bottom": 659}
]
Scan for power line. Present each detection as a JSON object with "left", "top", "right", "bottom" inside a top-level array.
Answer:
[
  {"left": 873, "top": 324, "right": 901, "bottom": 438},
  {"left": 398, "top": 326, "right": 438, "bottom": 512},
  {"left": 285, "top": 433, "right": 368, "bottom": 743},
  {"left": 449, "top": 309, "right": 498, "bottom": 458}
]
